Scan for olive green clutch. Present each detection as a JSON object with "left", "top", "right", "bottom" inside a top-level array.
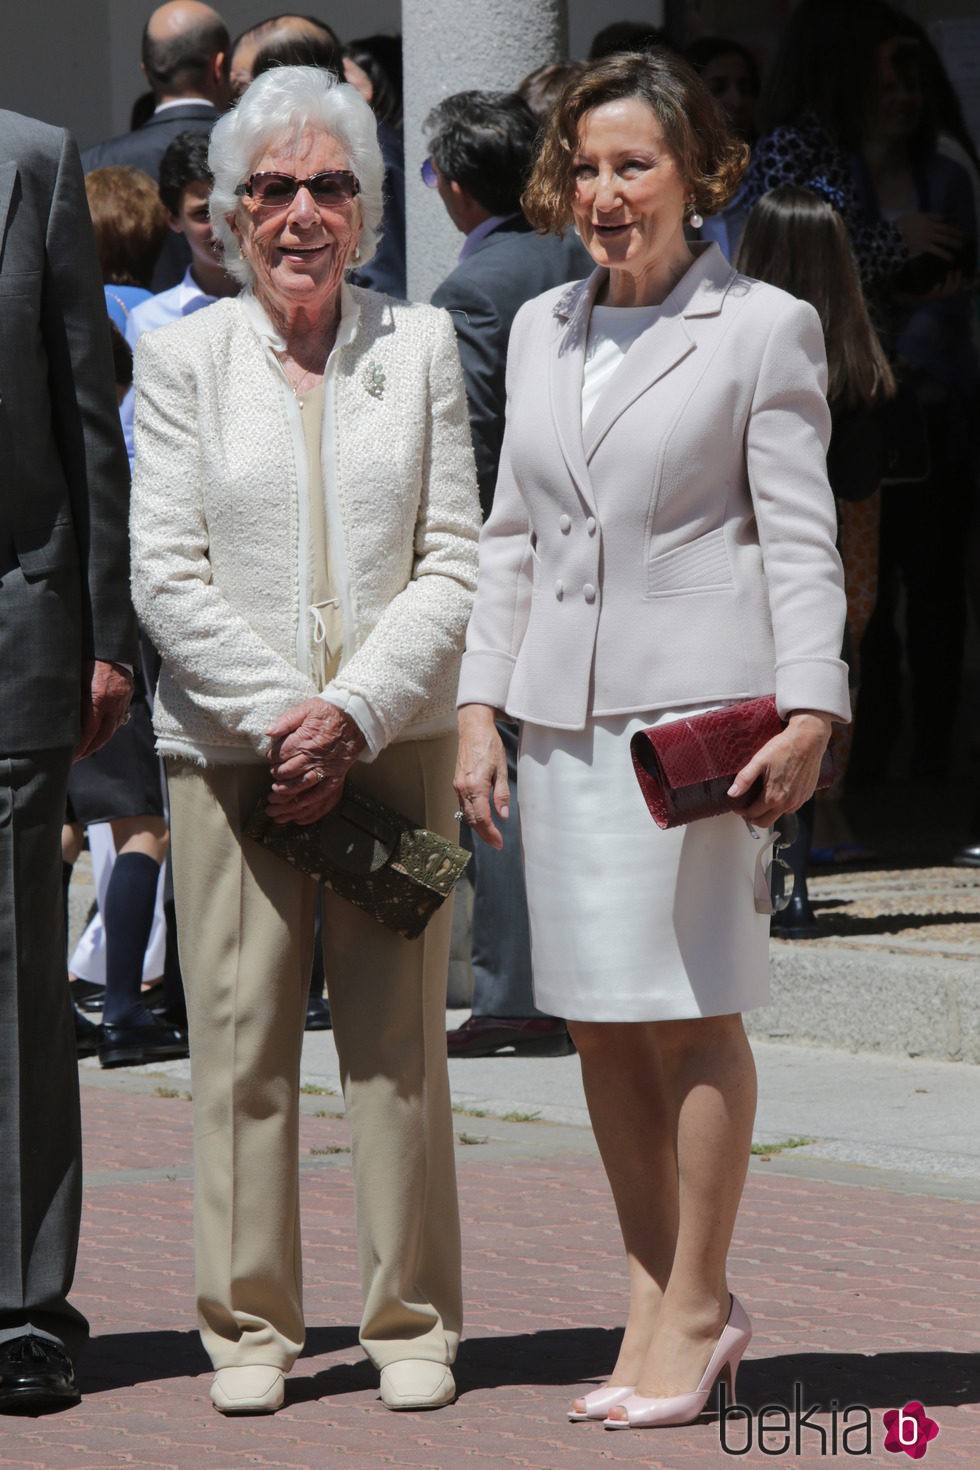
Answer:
[{"left": 246, "top": 786, "right": 470, "bottom": 940}]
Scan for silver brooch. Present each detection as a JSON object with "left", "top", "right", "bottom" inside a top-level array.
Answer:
[{"left": 364, "top": 361, "right": 385, "bottom": 398}]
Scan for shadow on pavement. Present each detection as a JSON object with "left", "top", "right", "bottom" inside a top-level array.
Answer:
[
  {"left": 79, "top": 1323, "right": 360, "bottom": 1394},
  {"left": 813, "top": 909, "right": 980, "bottom": 937},
  {"left": 734, "top": 1350, "right": 979, "bottom": 1412},
  {"left": 74, "top": 1329, "right": 980, "bottom": 1417}
]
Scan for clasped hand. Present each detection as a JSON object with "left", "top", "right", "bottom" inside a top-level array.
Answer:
[
  {"left": 727, "top": 710, "right": 833, "bottom": 827},
  {"left": 265, "top": 699, "right": 366, "bottom": 825}
]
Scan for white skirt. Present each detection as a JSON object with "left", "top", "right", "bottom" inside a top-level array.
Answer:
[{"left": 518, "top": 709, "right": 772, "bottom": 1023}]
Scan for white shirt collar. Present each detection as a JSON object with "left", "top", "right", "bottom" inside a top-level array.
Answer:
[
  {"left": 176, "top": 266, "right": 217, "bottom": 313},
  {"left": 458, "top": 213, "right": 521, "bottom": 262},
  {"left": 152, "top": 97, "right": 215, "bottom": 115}
]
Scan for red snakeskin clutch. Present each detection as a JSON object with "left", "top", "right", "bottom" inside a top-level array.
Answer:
[{"left": 630, "top": 696, "right": 832, "bottom": 830}]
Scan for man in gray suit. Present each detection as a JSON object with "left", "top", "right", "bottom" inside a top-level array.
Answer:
[
  {"left": 0, "top": 109, "right": 137, "bottom": 1412},
  {"left": 427, "top": 91, "right": 590, "bottom": 1056},
  {"left": 82, "top": 1, "right": 230, "bottom": 290}
]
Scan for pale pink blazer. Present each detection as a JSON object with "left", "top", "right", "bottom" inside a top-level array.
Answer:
[{"left": 457, "top": 243, "right": 851, "bottom": 728}]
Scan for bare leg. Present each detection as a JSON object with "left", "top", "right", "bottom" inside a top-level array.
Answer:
[
  {"left": 569, "top": 1014, "right": 757, "bottom": 1416},
  {"left": 110, "top": 815, "right": 169, "bottom": 865},
  {"left": 567, "top": 1020, "right": 680, "bottom": 1406},
  {"left": 609, "top": 1012, "right": 757, "bottom": 1414}
]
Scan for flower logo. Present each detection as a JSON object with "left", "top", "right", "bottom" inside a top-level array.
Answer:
[{"left": 883, "top": 1402, "right": 940, "bottom": 1459}]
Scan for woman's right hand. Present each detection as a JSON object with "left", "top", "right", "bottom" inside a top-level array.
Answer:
[{"left": 454, "top": 704, "right": 510, "bottom": 849}]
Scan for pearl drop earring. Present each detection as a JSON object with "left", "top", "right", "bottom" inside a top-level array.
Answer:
[{"left": 689, "top": 205, "right": 703, "bottom": 230}]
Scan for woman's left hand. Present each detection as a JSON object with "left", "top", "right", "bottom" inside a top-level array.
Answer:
[
  {"left": 727, "top": 710, "right": 833, "bottom": 827},
  {"left": 265, "top": 699, "right": 367, "bottom": 825}
]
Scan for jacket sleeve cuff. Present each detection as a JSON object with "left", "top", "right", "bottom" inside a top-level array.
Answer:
[
  {"left": 317, "top": 686, "right": 386, "bottom": 762},
  {"left": 456, "top": 650, "right": 516, "bottom": 711},
  {"left": 775, "top": 659, "right": 852, "bottom": 724}
]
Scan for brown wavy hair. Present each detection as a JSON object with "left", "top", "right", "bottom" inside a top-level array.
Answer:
[
  {"left": 84, "top": 167, "right": 169, "bottom": 288},
  {"left": 523, "top": 50, "right": 749, "bottom": 233}
]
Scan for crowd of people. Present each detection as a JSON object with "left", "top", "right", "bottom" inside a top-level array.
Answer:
[{"left": 0, "top": 0, "right": 976, "bottom": 1432}]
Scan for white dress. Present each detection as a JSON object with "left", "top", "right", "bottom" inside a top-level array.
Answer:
[{"left": 518, "top": 305, "right": 772, "bottom": 1023}]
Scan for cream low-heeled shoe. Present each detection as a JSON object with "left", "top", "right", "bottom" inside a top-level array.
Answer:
[
  {"left": 604, "top": 1295, "right": 752, "bottom": 1430},
  {"left": 210, "top": 1365, "right": 285, "bottom": 1415},
  {"left": 567, "top": 1384, "right": 637, "bottom": 1421},
  {"left": 379, "top": 1360, "right": 456, "bottom": 1410}
]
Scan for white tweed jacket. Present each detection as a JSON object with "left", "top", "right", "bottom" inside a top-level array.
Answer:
[{"left": 130, "top": 285, "right": 481, "bottom": 764}]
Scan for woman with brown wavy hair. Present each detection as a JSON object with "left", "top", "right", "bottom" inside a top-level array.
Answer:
[{"left": 454, "top": 51, "right": 850, "bottom": 1431}]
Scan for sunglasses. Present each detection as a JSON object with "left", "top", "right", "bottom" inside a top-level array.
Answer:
[
  {"left": 235, "top": 170, "right": 361, "bottom": 211},
  {"left": 767, "top": 812, "right": 799, "bottom": 914},
  {"left": 420, "top": 156, "right": 438, "bottom": 189}
]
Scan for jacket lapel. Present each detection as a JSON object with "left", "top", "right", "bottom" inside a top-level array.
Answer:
[
  {"left": 0, "top": 163, "right": 18, "bottom": 266},
  {"left": 582, "top": 244, "right": 736, "bottom": 462},
  {"left": 548, "top": 270, "right": 604, "bottom": 511}
]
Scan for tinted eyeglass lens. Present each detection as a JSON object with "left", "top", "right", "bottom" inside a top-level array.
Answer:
[
  {"left": 420, "top": 156, "right": 438, "bottom": 189},
  {"left": 249, "top": 172, "right": 359, "bottom": 208}
]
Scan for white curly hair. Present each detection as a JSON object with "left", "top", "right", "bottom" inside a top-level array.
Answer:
[{"left": 208, "top": 65, "right": 384, "bottom": 283}]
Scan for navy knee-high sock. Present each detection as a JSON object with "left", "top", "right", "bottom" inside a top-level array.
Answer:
[{"left": 101, "top": 851, "right": 161, "bottom": 1027}]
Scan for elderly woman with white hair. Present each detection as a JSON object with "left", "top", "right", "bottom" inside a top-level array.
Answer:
[{"left": 130, "top": 66, "right": 480, "bottom": 1416}]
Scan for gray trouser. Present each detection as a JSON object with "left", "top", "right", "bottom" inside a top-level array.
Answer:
[{"left": 0, "top": 747, "right": 87, "bottom": 1356}]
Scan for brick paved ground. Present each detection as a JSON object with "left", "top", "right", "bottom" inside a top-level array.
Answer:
[{"left": 1, "top": 1069, "right": 975, "bottom": 1470}]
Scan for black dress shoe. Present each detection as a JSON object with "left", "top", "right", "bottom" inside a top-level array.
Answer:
[
  {"left": 770, "top": 892, "right": 819, "bottom": 940},
  {"left": 953, "top": 843, "right": 980, "bottom": 869},
  {"left": 150, "top": 999, "right": 189, "bottom": 1031},
  {"left": 447, "top": 1014, "right": 575, "bottom": 1058},
  {"left": 72, "top": 1005, "right": 103, "bottom": 1060},
  {"left": 305, "top": 994, "right": 332, "bottom": 1031},
  {"left": 99, "top": 1016, "right": 189, "bottom": 1069},
  {"left": 71, "top": 979, "right": 106, "bottom": 1014},
  {"left": 0, "top": 1335, "right": 79, "bottom": 1413}
]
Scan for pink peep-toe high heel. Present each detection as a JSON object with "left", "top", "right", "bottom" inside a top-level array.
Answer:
[
  {"left": 604, "top": 1295, "right": 752, "bottom": 1430},
  {"left": 567, "top": 1384, "right": 636, "bottom": 1422}
]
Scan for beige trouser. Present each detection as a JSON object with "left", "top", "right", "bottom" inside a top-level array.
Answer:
[{"left": 166, "top": 734, "right": 462, "bottom": 1373}]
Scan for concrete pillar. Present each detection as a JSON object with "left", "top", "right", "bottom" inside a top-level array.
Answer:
[{"left": 402, "top": 0, "right": 568, "bottom": 302}]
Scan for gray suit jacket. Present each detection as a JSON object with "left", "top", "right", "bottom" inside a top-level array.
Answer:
[
  {"left": 431, "top": 220, "right": 592, "bottom": 516},
  {"left": 81, "top": 101, "right": 220, "bottom": 290},
  {"left": 0, "top": 110, "right": 137, "bottom": 753}
]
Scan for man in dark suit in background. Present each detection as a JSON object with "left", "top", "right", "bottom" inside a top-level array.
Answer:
[
  {"left": 82, "top": 0, "right": 229, "bottom": 290},
  {"left": 427, "top": 91, "right": 591, "bottom": 1056},
  {"left": 0, "top": 108, "right": 137, "bottom": 1412}
]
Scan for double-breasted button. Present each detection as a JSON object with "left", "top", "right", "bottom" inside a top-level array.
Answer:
[
  {"left": 555, "top": 580, "right": 564, "bottom": 600},
  {"left": 559, "top": 514, "right": 571, "bottom": 533},
  {"left": 586, "top": 517, "right": 597, "bottom": 535},
  {"left": 583, "top": 583, "right": 596, "bottom": 603}
]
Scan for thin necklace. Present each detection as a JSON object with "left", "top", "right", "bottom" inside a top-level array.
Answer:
[{"left": 275, "top": 352, "right": 324, "bottom": 407}]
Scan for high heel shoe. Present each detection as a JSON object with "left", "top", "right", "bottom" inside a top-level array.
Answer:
[
  {"left": 567, "top": 1384, "right": 636, "bottom": 1421},
  {"left": 604, "top": 1295, "right": 751, "bottom": 1430}
]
